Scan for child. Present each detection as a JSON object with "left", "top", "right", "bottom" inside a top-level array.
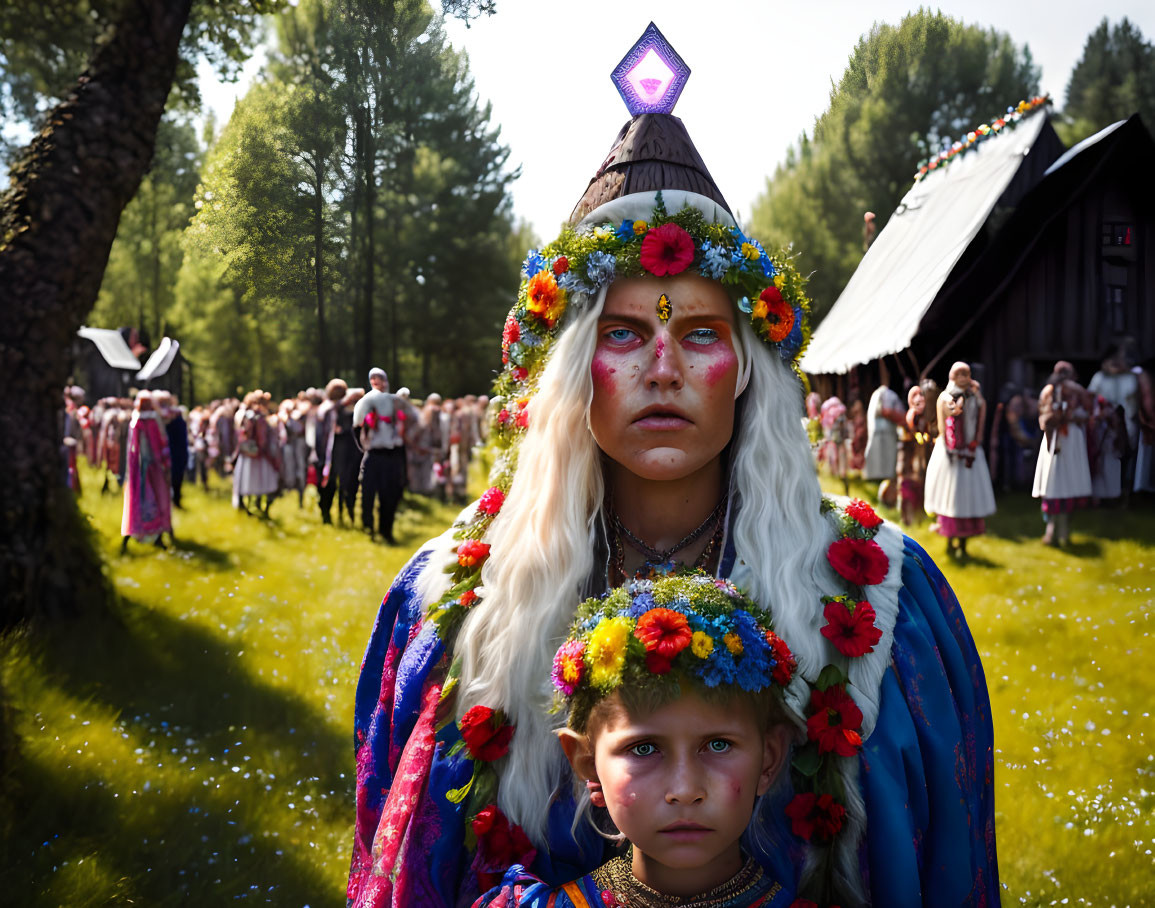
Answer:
[{"left": 473, "top": 571, "right": 798, "bottom": 908}]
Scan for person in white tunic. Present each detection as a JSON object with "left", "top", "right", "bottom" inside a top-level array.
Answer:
[
  {"left": 1088, "top": 341, "right": 1140, "bottom": 498},
  {"left": 1032, "top": 361, "right": 1092, "bottom": 545},
  {"left": 862, "top": 363, "right": 905, "bottom": 485},
  {"left": 923, "top": 361, "right": 997, "bottom": 557}
]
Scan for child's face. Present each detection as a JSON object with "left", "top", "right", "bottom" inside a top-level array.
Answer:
[{"left": 575, "top": 690, "right": 786, "bottom": 897}]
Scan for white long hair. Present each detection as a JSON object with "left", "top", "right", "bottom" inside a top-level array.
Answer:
[{"left": 439, "top": 282, "right": 843, "bottom": 846}]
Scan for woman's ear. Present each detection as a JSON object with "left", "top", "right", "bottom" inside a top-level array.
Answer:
[
  {"left": 757, "top": 724, "right": 794, "bottom": 796},
  {"left": 557, "top": 729, "right": 604, "bottom": 807}
]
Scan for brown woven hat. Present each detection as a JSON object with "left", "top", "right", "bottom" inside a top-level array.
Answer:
[{"left": 568, "top": 113, "right": 732, "bottom": 225}]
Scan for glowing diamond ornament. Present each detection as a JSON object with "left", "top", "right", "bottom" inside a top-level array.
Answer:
[{"left": 611, "top": 22, "right": 690, "bottom": 116}]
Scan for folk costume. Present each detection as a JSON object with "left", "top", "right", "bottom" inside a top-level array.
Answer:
[
  {"left": 862, "top": 383, "right": 903, "bottom": 481},
  {"left": 348, "top": 26, "right": 997, "bottom": 908},
  {"left": 923, "top": 373, "right": 996, "bottom": 540},
  {"left": 355, "top": 371, "right": 407, "bottom": 543},
  {"left": 121, "top": 394, "right": 172, "bottom": 544},
  {"left": 475, "top": 854, "right": 790, "bottom": 908},
  {"left": 1032, "top": 364, "right": 1092, "bottom": 543}
]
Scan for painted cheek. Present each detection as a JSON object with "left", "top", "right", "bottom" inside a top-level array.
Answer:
[
  {"left": 703, "top": 346, "right": 739, "bottom": 386},
  {"left": 590, "top": 352, "right": 618, "bottom": 392}
]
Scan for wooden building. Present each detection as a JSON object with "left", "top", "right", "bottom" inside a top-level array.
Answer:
[{"left": 801, "top": 110, "right": 1155, "bottom": 412}]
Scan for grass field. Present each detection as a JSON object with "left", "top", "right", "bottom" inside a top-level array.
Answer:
[{"left": 1, "top": 464, "right": 1152, "bottom": 905}]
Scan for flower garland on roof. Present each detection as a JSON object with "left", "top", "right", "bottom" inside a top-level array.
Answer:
[{"left": 913, "top": 95, "right": 1050, "bottom": 183}]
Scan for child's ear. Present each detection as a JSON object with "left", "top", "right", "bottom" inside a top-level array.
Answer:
[
  {"left": 557, "top": 729, "right": 604, "bottom": 807},
  {"left": 757, "top": 724, "right": 794, "bottom": 796}
]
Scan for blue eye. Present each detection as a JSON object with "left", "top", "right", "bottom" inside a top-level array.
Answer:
[
  {"left": 685, "top": 328, "right": 719, "bottom": 345},
  {"left": 630, "top": 742, "right": 657, "bottom": 757},
  {"left": 605, "top": 328, "right": 636, "bottom": 343},
  {"left": 706, "top": 739, "right": 731, "bottom": 753}
]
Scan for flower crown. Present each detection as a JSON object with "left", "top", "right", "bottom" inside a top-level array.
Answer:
[
  {"left": 551, "top": 570, "right": 796, "bottom": 730},
  {"left": 494, "top": 192, "right": 811, "bottom": 428}
]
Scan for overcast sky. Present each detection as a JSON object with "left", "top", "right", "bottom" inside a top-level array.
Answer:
[{"left": 201, "top": 0, "right": 1154, "bottom": 240}]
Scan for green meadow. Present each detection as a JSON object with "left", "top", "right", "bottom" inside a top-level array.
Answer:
[{"left": 1, "top": 464, "right": 1152, "bottom": 905}]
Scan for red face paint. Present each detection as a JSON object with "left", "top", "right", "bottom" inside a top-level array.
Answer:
[
  {"left": 704, "top": 346, "right": 738, "bottom": 386},
  {"left": 655, "top": 337, "right": 665, "bottom": 359}
]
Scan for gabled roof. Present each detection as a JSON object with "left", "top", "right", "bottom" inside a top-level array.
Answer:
[
  {"left": 77, "top": 327, "right": 141, "bottom": 371},
  {"left": 136, "top": 337, "right": 181, "bottom": 381},
  {"left": 801, "top": 108, "right": 1054, "bottom": 376}
]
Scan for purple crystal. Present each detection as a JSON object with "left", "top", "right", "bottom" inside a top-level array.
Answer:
[{"left": 610, "top": 22, "right": 690, "bottom": 116}]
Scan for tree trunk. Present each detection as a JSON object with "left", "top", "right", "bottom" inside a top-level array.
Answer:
[
  {"left": 0, "top": 0, "right": 193, "bottom": 628},
  {"left": 312, "top": 153, "right": 329, "bottom": 378},
  {"left": 360, "top": 107, "right": 376, "bottom": 382}
]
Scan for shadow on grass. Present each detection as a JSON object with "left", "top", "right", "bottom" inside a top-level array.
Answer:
[
  {"left": 1, "top": 598, "right": 351, "bottom": 904},
  {"left": 169, "top": 537, "right": 234, "bottom": 571},
  {"left": 951, "top": 552, "right": 1002, "bottom": 569}
]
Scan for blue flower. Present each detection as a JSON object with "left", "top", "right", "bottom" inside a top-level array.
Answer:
[
  {"left": 586, "top": 251, "right": 617, "bottom": 286},
  {"left": 698, "top": 241, "right": 730, "bottom": 280},
  {"left": 522, "top": 250, "right": 545, "bottom": 279},
  {"left": 615, "top": 219, "right": 636, "bottom": 242},
  {"left": 626, "top": 592, "right": 656, "bottom": 618}
]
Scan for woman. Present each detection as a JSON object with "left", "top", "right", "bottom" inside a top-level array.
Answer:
[
  {"left": 923, "top": 362, "right": 997, "bottom": 558},
  {"left": 1032, "top": 362, "right": 1092, "bottom": 545},
  {"left": 348, "top": 45, "right": 996, "bottom": 908},
  {"left": 120, "top": 390, "right": 173, "bottom": 553}
]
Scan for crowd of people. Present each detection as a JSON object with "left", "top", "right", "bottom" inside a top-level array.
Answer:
[
  {"left": 806, "top": 340, "right": 1154, "bottom": 554},
  {"left": 60, "top": 372, "right": 492, "bottom": 550}
]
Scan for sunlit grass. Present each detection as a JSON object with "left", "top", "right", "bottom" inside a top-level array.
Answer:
[
  {"left": 2, "top": 465, "right": 463, "bottom": 905},
  {"left": 2, "top": 464, "right": 1151, "bottom": 905},
  {"left": 822, "top": 474, "right": 1155, "bottom": 906}
]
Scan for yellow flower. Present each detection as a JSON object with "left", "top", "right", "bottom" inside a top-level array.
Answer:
[
  {"left": 632, "top": 220, "right": 648, "bottom": 235},
  {"left": 723, "top": 632, "right": 744, "bottom": 655},
  {"left": 752, "top": 299, "right": 769, "bottom": 321},
  {"left": 691, "top": 631, "right": 714, "bottom": 659},
  {"left": 773, "top": 272, "right": 785, "bottom": 289},
  {"left": 741, "top": 242, "right": 760, "bottom": 260},
  {"left": 587, "top": 616, "right": 633, "bottom": 689}
]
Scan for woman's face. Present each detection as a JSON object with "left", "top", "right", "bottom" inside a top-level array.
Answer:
[{"left": 589, "top": 274, "right": 739, "bottom": 483}]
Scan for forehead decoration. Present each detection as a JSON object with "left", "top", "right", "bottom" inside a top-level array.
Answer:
[{"left": 656, "top": 293, "right": 672, "bottom": 324}]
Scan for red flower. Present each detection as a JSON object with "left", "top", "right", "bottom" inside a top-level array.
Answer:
[
  {"left": 645, "top": 651, "right": 673, "bottom": 674},
  {"left": 515, "top": 409, "right": 529, "bottom": 429},
  {"left": 552, "top": 256, "right": 569, "bottom": 275},
  {"left": 511, "top": 366, "right": 528, "bottom": 382},
  {"left": 845, "top": 498, "right": 882, "bottom": 529},
  {"left": 827, "top": 537, "right": 888, "bottom": 586},
  {"left": 502, "top": 316, "right": 520, "bottom": 357},
  {"left": 460, "top": 589, "right": 478, "bottom": 608},
  {"left": 766, "top": 630, "right": 796, "bottom": 685},
  {"left": 821, "top": 599, "right": 882, "bottom": 657},
  {"left": 471, "top": 803, "right": 536, "bottom": 880},
  {"left": 478, "top": 487, "right": 506, "bottom": 516},
  {"left": 497, "top": 408, "right": 511, "bottom": 424},
  {"left": 634, "top": 608, "right": 692, "bottom": 660},
  {"left": 784, "top": 792, "right": 846, "bottom": 841},
  {"left": 806, "top": 686, "right": 863, "bottom": 757},
  {"left": 639, "top": 223, "right": 695, "bottom": 276},
  {"left": 457, "top": 539, "right": 491, "bottom": 568},
  {"left": 460, "top": 705, "right": 515, "bottom": 761},
  {"left": 753, "top": 286, "right": 795, "bottom": 343}
]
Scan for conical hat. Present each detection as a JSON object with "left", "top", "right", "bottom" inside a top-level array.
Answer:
[{"left": 568, "top": 113, "right": 732, "bottom": 225}]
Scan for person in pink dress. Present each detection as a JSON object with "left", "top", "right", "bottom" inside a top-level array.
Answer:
[{"left": 120, "top": 391, "right": 173, "bottom": 553}]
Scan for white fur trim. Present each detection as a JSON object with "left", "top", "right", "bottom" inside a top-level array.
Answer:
[{"left": 576, "top": 190, "right": 738, "bottom": 232}]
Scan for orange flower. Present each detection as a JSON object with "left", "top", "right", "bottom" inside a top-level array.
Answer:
[
  {"left": 634, "top": 608, "right": 692, "bottom": 660},
  {"left": 526, "top": 271, "right": 565, "bottom": 326},
  {"left": 457, "top": 539, "right": 490, "bottom": 568},
  {"left": 753, "top": 286, "right": 794, "bottom": 342}
]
